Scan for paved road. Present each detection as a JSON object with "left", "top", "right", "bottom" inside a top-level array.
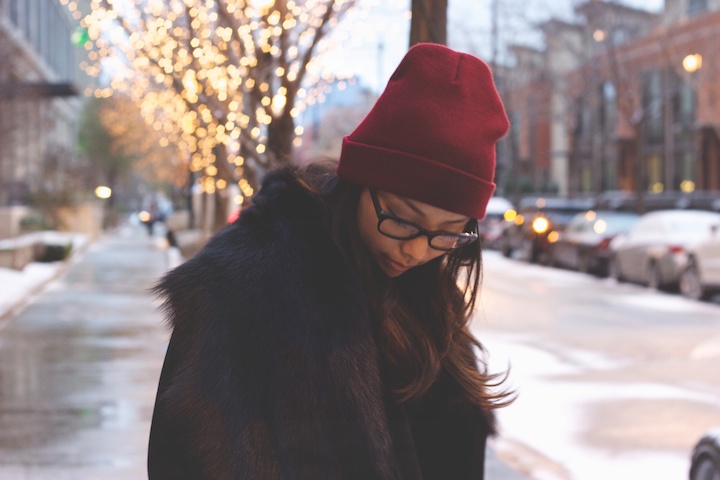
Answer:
[
  {"left": 474, "top": 251, "right": 720, "bottom": 479},
  {"left": 0, "top": 224, "right": 525, "bottom": 479}
]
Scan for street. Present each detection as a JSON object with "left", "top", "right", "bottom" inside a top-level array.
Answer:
[
  {"left": 477, "top": 251, "right": 720, "bottom": 479},
  {"left": 1, "top": 226, "right": 718, "bottom": 479},
  {"left": 0, "top": 224, "right": 170, "bottom": 479}
]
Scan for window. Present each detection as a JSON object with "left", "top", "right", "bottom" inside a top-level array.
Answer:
[
  {"left": 575, "top": 97, "right": 592, "bottom": 141},
  {"left": 527, "top": 96, "right": 537, "bottom": 159},
  {"left": 38, "top": 1, "right": 46, "bottom": 61},
  {"left": 647, "top": 154, "right": 664, "bottom": 192},
  {"left": 688, "top": 0, "right": 708, "bottom": 16},
  {"left": 678, "top": 152, "right": 695, "bottom": 191},
  {"left": 599, "top": 81, "right": 616, "bottom": 131},
  {"left": 580, "top": 167, "right": 591, "bottom": 192},
  {"left": 603, "top": 158, "right": 617, "bottom": 191},
  {"left": 9, "top": 0, "right": 21, "bottom": 27},
  {"left": 674, "top": 81, "right": 696, "bottom": 125},
  {"left": 610, "top": 27, "right": 631, "bottom": 45},
  {"left": 509, "top": 109, "right": 521, "bottom": 158},
  {"left": 642, "top": 70, "right": 663, "bottom": 142}
]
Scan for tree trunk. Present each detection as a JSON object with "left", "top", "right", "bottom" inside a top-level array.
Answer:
[
  {"left": 409, "top": 0, "right": 447, "bottom": 46},
  {"left": 213, "top": 189, "right": 229, "bottom": 233},
  {"left": 211, "top": 143, "right": 231, "bottom": 232},
  {"left": 267, "top": 112, "right": 295, "bottom": 168}
]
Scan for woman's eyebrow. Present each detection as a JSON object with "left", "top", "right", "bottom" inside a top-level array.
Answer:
[{"left": 398, "top": 197, "right": 469, "bottom": 225}]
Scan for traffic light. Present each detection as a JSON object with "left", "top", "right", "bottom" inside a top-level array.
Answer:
[{"left": 71, "top": 27, "right": 89, "bottom": 46}]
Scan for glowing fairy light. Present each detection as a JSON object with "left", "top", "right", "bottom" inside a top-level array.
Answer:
[{"left": 66, "top": 0, "right": 367, "bottom": 191}]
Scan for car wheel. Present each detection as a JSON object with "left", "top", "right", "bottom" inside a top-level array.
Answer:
[
  {"left": 501, "top": 237, "right": 512, "bottom": 258},
  {"left": 690, "top": 433, "right": 720, "bottom": 480},
  {"left": 519, "top": 238, "right": 534, "bottom": 262},
  {"left": 547, "top": 248, "right": 559, "bottom": 268},
  {"left": 680, "top": 259, "right": 707, "bottom": 301},
  {"left": 578, "top": 252, "right": 591, "bottom": 274},
  {"left": 647, "top": 262, "right": 662, "bottom": 290},
  {"left": 609, "top": 256, "right": 623, "bottom": 282},
  {"left": 538, "top": 248, "right": 553, "bottom": 267},
  {"left": 596, "top": 259, "right": 610, "bottom": 278}
]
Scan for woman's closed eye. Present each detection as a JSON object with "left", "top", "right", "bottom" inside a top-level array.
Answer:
[{"left": 388, "top": 218, "right": 417, "bottom": 231}]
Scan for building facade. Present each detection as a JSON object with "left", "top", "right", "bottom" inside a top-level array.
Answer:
[
  {"left": 500, "top": 0, "right": 720, "bottom": 204},
  {"left": 0, "top": 0, "right": 89, "bottom": 213}
]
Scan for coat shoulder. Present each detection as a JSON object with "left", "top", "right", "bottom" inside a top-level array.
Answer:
[{"left": 154, "top": 167, "right": 363, "bottom": 338}]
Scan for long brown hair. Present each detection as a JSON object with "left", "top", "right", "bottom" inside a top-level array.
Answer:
[{"left": 297, "top": 162, "right": 513, "bottom": 412}]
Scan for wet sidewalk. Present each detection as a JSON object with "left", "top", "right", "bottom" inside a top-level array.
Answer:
[{"left": 0, "top": 223, "right": 169, "bottom": 479}]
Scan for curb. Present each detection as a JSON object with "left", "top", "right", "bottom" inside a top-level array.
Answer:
[{"left": 0, "top": 234, "right": 91, "bottom": 325}]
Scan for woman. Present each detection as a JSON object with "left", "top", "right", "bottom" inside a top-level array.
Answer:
[{"left": 148, "top": 43, "right": 513, "bottom": 479}]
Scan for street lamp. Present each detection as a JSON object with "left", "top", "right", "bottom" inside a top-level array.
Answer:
[
  {"left": 682, "top": 54, "right": 702, "bottom": 73},
  {"left": 95, "top": 186, "right": 112, "bottom": 199}
]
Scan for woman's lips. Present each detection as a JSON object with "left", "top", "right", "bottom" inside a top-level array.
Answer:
[{"left": 384, "top": 257, "right": 411, "bottom": 275}]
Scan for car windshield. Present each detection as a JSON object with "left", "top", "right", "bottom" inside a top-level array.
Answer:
[
  {"left": 597, "top": 214, "right": 639, "bottom": 235},
  {"left": 544, "top": 209, "right": 588, "bottom": 226}
]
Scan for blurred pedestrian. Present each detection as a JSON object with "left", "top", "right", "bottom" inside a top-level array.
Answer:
[
  {"left": 145, "top": 201, "right": 159, "bottom": 237},
  {"left": 148, "top": 43, "right": 513, "bottom": 479}
]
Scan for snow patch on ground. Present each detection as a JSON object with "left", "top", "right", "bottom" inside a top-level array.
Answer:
[
  {"left": 690, "top": 336, "right": 720, "bottom": 359},
  {"left": 0, "top": 262, "right": 61, "bottom": 319},
  {"left": 0, "top": 232, "right": 87, "bottom": 320},
  {"left": 614, "top": 291, "right": 719, "bottom": 313},
  {"left": 482, "top": 334, "right": 696, "bottom": 480}
]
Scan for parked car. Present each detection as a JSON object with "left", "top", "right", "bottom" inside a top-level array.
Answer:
[
  {"left": 478, "top": 196, "right": 514, "bottom": 250},
  {"left": 690, "top": 430, "right": 720, "bottom": 480},
  {"left": 608, "top": 209, "right": 720, "bottom": 290},
  {"left": 679, "top": 222, "right": 720, "bottom": 301},
  {"left": 550, "top": 210, "right": 639, "bottom": 276},
  {"left": 499, "top": 197, "right": 595, "bottom": 263}
]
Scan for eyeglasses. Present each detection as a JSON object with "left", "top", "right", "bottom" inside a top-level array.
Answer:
[{"left": 369, "top": 189, "right": 478, "bottom": 251}]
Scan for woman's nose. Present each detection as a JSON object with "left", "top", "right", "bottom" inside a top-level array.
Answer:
[{"left": 400, "top": 236, "right": 430, "bottom": 263}]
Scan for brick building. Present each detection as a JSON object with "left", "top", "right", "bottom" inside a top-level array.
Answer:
[{"left": 499, "top": 0, "right": 720, "bottom": 203}]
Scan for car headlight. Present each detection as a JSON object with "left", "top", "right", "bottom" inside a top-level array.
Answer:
[{"left": 532, "top": 217, "right": 550, "bottom": 234}]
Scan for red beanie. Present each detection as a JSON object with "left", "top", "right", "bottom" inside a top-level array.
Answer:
[{"left": 337, "top": 43, "right": 509, "bottom": 219}]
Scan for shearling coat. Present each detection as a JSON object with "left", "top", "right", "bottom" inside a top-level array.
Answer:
[{"left": 148, "top": 168, "right": 493, "bottom": 479}]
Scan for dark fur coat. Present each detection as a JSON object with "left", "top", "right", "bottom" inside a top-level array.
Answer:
[{"left": 148, "top": 168, "right": 492, "bottom": 479}]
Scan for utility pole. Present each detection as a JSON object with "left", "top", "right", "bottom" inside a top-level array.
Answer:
[
  {"left": 377, "top": 35, "right": 385, "bottom": 94},
  {"left": 491, "top": 0, "right": 499, "bottom": 69},
  {"left": 409, "top": 0, "right": 447, "bottom": 46}
]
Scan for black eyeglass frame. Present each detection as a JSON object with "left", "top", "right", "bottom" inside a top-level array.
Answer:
[{"left": 368, "top": 189, "right": 479, "bottom": 252}]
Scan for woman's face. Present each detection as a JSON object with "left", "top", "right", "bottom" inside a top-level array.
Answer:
[{"left": 356, "top": 189, "right": 471, "bottom": 278}]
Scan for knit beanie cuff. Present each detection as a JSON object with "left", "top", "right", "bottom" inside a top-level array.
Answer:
[{"left": 339, "top": 137, "right": 496, "bottom": 219}]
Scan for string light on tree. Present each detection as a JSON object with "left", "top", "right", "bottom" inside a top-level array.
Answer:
[{"left": 69, "top": 0, "right": 370, "bottom": 198}]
